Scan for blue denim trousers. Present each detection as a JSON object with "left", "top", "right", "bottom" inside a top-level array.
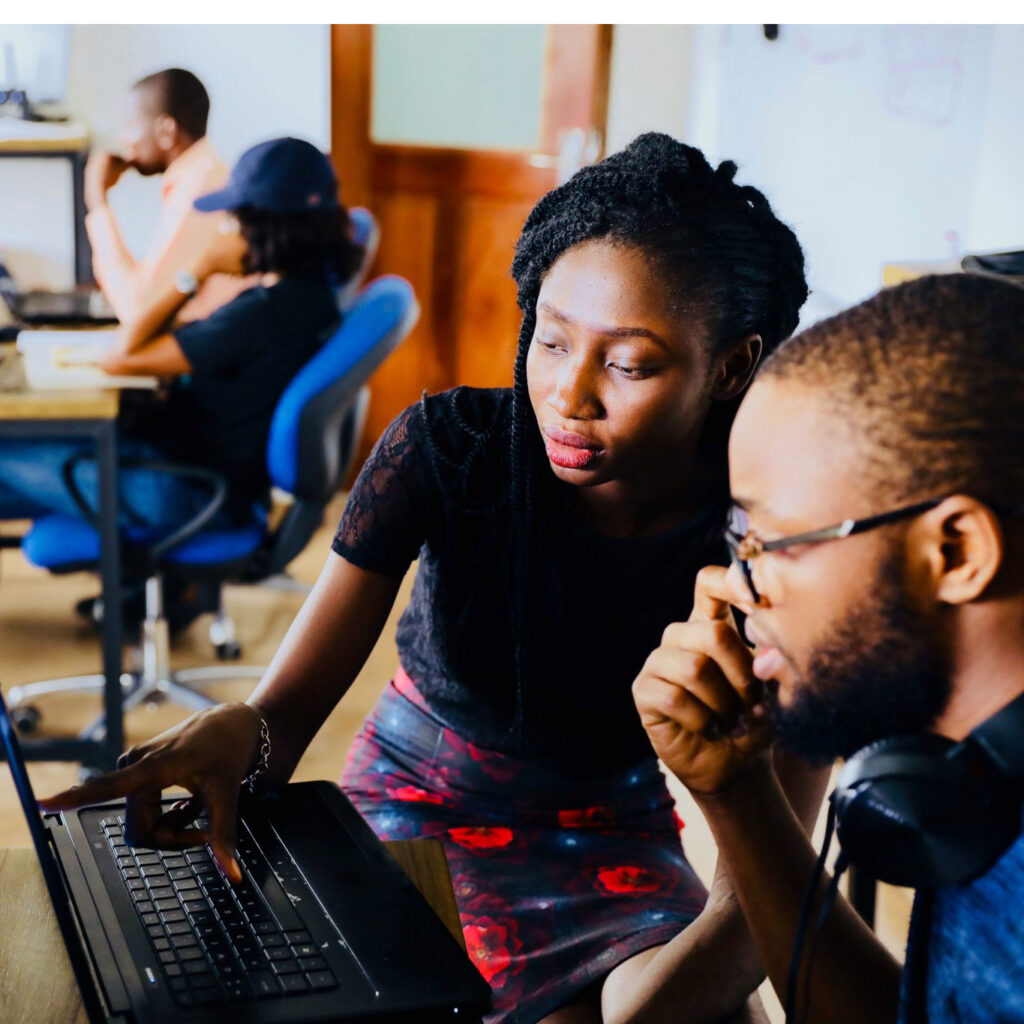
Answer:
[{"left": 0, "top": 437, "right": 220, "bottom": 529}]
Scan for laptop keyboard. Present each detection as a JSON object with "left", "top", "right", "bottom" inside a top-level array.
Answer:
[{"left": 100, "top": 815, "right": 338, "bottom": 1007}]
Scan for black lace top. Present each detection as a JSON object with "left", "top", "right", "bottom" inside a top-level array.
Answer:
[{"left": 333, "top": 387, "right": 728, "bottom": 775}]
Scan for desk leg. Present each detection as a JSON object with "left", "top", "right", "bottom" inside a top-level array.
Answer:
[
  {"left": 94, "top": 419, "right": 123, "bottom": 770},
  {"left": 71, "top": 151, "right": 94, "bottom": 288}
]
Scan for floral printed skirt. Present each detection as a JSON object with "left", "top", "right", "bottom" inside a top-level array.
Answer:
[{"left": 339, "top": 670, "right": 708, "bottom": 1024}]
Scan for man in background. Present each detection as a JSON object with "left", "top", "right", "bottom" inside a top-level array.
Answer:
[{"left": 85, "top": 67, "right": 250, "bottom": 324}]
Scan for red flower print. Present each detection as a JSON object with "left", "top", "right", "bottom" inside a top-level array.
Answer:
[
  {"left": 462, "top": 914, "right": 523, "bottom": 984},
  {"left": 448, "top": 826, "right": 515, "bottom": 851},
  {"left": 596, "top": 864, "right": 662, "bottom": 894},
  {"left": 558, "top": 806, "right": 616, "bottom": 829},
  {"left": 387, "top": 784, "right": 444, "bottom": 805},
  {"left": 671, "top": 809, "right": 686, "bottom": 833}
]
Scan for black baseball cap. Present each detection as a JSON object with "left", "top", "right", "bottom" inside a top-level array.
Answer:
[{"left": 194, "top": 137, "right": 339, "bottom": 213}]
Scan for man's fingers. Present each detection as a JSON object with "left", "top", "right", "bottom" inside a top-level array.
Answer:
[
  {"left": 39, "top": 761, "right": 158, "bottom": 812},
  {"left": 691, "top": 565, "right": 735, "bottom": 623},
  {"left": 644, "top": 645, "right": 742, "bottom": 720},
  {"left": 634, "top": 675, "right": 715, "bottom": 736},
  {"left": 660, "top": 618, "right": 764, "bottom": 709},
  {"left": 204, "top": 783, "right": 242, "bottom": 884}
]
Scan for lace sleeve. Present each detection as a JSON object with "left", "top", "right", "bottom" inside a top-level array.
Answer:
[{"left": 332, "top": 400, "right": 438, "bottom": 577}]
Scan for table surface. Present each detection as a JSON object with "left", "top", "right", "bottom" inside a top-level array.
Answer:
[
  {"left": 0, "top": 840, "right": 465, "bottom": 1023},
  {"left": 0, "top": 347, "right": 120, "bottom": 420}
]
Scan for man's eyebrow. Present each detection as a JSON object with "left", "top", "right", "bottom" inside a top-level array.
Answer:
[
  {"left": 536, "top": 302, "right": 672, "bottom": 351},
  {"left": 731, "top": 496, "right": 760, "bottom": 514}
]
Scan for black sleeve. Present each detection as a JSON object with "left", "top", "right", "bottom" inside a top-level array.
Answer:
[
  {"left": 173, "top": 289, "right": 264, "bottom": 375},
  {"left": 332, "top": 399, "right": 440, "bottom": 577}
]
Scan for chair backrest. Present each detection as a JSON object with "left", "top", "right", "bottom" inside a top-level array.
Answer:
[
  {"left": 267, "top": 274, "right": 419, "bottom": 504},
  {"left": 337, "top": 206, "right": 381, "bottom": 310}
]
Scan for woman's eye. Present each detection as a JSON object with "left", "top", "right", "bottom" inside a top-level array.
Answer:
[
  {"left": 535, "top": 337, "right": 565, "bottom": 353},
  {"left": 609, "top": 363, "right": 654, "bottom": 379}
]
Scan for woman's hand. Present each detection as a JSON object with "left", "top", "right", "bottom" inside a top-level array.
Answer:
[
  {"left": 193, "top": 217, "right": 249, "bottom": 280},
  {"left": 39, "top": 702, "right": 264, "bottom": 883},
  {"left": 632, "top": 565, "right": 774, "bottom": 795}
]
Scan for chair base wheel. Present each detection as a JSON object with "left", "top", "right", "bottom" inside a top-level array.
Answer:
[
  {"left": 215, "top": 641, "right": 242, "bottom": 661},
  {"left": 11, "top": 704, "right": 42, "bottom": 734}
]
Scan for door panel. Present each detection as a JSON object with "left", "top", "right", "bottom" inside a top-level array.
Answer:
[{"left": 331, "top": 24, "right": 611, "bottom": 464}]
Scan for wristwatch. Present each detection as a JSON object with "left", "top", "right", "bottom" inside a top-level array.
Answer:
[{"left": 174, "top": 269, "right": 199, "bottom": 296}]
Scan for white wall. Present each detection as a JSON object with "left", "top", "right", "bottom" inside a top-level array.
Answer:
[
  {"left": 1, "top": 24, "right": 329, "bottom": 288},
  {"left": 608, "top": 24, "right": 1023, "bottom": 326}
]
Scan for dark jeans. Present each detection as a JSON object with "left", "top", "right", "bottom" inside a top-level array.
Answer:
[{"left": 0, "top": 437, "right": 220, "bottom": 529}]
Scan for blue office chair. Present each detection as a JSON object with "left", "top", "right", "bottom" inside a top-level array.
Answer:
[
  {"left": 8, "top": 276, "right": 419, "bottom": 735},
  {"left": 337, "top": 206, "right": 380, "bottom": 310}
]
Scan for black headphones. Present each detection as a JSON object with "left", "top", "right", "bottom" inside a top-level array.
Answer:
[
  {"left": 784, "top": 692, "right": 1024, "bottom": 1023},
  {"left": 831, "top": 690, "right": 1024, "bottom": 889}
]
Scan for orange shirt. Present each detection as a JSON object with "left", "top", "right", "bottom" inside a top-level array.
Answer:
[{"left": 85, "top": 138, "right": 253, "bottom": 324}]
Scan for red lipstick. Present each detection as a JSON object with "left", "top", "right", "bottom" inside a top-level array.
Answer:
[{"left": 543, "top": 427, "right": 604, "bottom": 470}]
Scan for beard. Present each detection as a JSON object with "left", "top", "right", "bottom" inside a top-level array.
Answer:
[{"left": 770, "top": 551, "right": 953, "bottom": 764}]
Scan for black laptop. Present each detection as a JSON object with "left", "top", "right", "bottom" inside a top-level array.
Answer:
[
  {"left": 0, "top": 688, "right": 491, "bottom": 1023},
  {"left": 0, "top": 262, "right": 117, "bottom": 326}
]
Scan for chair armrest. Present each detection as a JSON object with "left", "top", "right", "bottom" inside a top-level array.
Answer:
[{"left": 59, "top": 453, "right": 229, "bottom": 561}]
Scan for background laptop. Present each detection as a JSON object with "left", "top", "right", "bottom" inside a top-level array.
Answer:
[
  {"left": 0, "top": 262, "right": 117, "bottom": 327},
  {"left": 0, "top": 687, "right": 491, "bottom": 1023}
]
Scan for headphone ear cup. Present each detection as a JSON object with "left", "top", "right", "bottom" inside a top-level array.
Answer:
[{"left": 833, "top": 735, "right": 1020, "bottom": 888}]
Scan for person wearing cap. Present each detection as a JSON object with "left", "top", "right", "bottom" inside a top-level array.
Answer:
[
  {"left": 85, "top": 68, "right": 256, "bottom": 325},
  {"left": 0, "top": 138, "right": 364, "bottom": 532}
]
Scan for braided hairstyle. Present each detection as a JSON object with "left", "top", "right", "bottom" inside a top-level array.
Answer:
[{"left": 505, "top": 132, "right": 808, "bottom": 747}]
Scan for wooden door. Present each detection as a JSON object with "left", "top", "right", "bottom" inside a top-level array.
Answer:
[{"left": 330, "top": 25, "right": 612, "bottom": 460}]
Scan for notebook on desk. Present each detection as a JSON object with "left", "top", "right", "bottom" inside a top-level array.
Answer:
[
  {"left": 0, "top": 686, "right": 491, "bottom": 1024},
  {"left": 16, "top": 330, "right": 159, "bottom": 390}
]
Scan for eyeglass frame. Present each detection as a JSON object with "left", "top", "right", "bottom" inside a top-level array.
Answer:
[{"left": 724, "top": 496, "right": 951, "bottom": 603}]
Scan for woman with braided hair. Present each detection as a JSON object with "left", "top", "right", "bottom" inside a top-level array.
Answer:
[{"left": 43, "top": 134, "right": 827, "bottom": 1023}]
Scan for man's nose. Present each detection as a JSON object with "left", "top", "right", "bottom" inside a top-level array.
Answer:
[
  {"left": 725, "top": 560, "right": 761, "bottom": 611},
  {"left": 549, "top": 360, "right": 599, "bottom": 420}
]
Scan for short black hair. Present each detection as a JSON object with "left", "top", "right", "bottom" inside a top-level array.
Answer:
[
  {"left": 133, "top": 68, "right": 210, "bottom": 140},
  {"left": 504, "top": 132, "right": 808, "bottom": 748},
  {"left": 760, "top": 273, "right": 1024, "bottom": 505},
  {"left": 238, "top": 207, "right": 365, "bottom": 285}
]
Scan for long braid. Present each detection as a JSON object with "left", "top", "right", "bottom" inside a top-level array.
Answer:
[{"left": 505, "top": 132, "right": 809, "bottom": 751}]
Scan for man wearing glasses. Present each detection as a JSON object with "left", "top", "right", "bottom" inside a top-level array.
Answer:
[{"left": 633, "top": 273, "right": 1024, "bottom": 1024}]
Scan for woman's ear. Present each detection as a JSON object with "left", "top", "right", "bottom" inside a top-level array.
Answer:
[
  {"left": 918, "top": 496, "right": 1005, "bottom": 605},
  {"left": 713, "top": 334, "right": 763, "bottom": 400}
]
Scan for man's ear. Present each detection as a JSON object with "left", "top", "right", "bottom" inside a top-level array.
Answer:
[
  {"left": 154, "top": 114, "right": 179, "bottom": 153},
  {"left": 713, "top": 334, "right": 763, "bottom": 401},
  {"left": 918, "top": 496, "right": 1005, "bottom": 604}
]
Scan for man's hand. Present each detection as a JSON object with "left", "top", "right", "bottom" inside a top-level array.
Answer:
[
  {"left": 633, "top": 565, "right": 774, "bottom": 795},
  {"left": 39, "top": 702, "right": 265, "bottom": 883},
  {"left": 85, "top": 150, "right": 131, "bottom": 212}
]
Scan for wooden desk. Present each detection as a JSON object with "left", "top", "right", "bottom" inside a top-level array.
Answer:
[
  {"left": 0, "top": 840, "right": 465, "bottom": 1023},
  {"left": 0, "top": 348, "right": 126, "bottom": 770}
]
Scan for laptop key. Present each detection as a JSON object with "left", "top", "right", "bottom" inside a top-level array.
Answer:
[
  {"left": 193, "top": 985, "right": 219, "bottom": 1005},
  {"left": 172, "top": 991, "right": 195, "bottom": 1007},
  {"left": 271, "top": 959, "right": 300, "bottom": 975},
  {"left": 183, "top": 899, "right": 208, "bottom": 913},
  {"left": 305, "top": 970, "right": 337, "bottom": 991},
  {"left": 298, "top": 956, "right": 328, "bottom": 972},
  {"left": 163, "top": 856, "right": 188, "bottom": 869},
  {"left": 184, "top": 960, "right": 213, "bottom": 976},
  {"left": 258, "top": 933, "right": 285, "bottom": 948},
  {"left": 153, "top": 938, "right": 171, "bottom": 952},
  {"left": 252, "top": 921, "right": 277, "bottom": 935},
  {"left": 279, "top": 974, "right": 309, "bottom": 993},
  {"left": 291, "top": 943, "right": 318, "bottom": 959},
  {"left": 141, "top": 913, "right": 160, "bottom": 927},
  {"left": 169, "top": 976, "right": 189, "bottom": 992},
  {"left": 147, "top": 924, "right": 165, "bottom": 940},
  {"left": 177, "top": 946, "right": 204, "bottom": 962},
  {"left": 265, "top": 947, "right": 292, "bottom": 962},
  {"left": 165, "top": 963, "right": 183, "bottom": 978},
  {"left": 160, "top": 910, "right": 186, "bottom": 924},
  {"left": 170, "top": 932, "right": 199, "bottom": 950},
  {"left": 158, "top": 950, "right": 177, "bottom": 965},
  {"left": 166, "top": 922, "right": 192, "bottom": 936},
  {"left": 223, "top": 979, "right": 250, "bottom": 1002},
  {"left": 154, "top": 898, "right": 180, "bottom": 912},
  {"left": 149, "top": 887, "right": 174, "bottom": 901},
  {"left": 135, "top": 900, "right": 154, "bottom": 916},
  {"left": 249, "top": 971, "right": 281, "bottom": 998},
  {"left": 284, "top": 929, "right": 312, "bottom": 944}
]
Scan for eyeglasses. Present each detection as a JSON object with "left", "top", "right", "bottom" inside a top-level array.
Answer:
[{"left": 723, "top": 497, "right": 946, "bottom": 603}]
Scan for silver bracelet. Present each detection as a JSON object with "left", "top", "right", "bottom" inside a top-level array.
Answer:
[{"left": 242, "top": 713, "right": 271, "bottom": 794}]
